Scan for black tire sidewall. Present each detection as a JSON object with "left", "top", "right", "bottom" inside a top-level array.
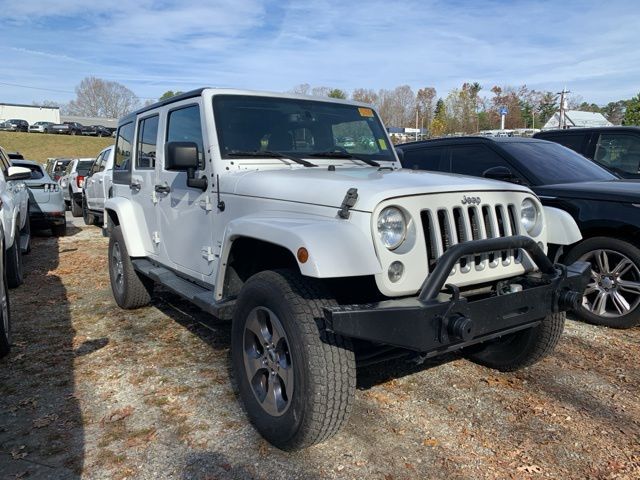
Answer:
[
  {"left": 82, "top": 195, "right": 95, "bottom": 226},
  {"left": 232, "top": 277, "right": 313, "bottom": 448},
  {"left": 6, "top": 225, "right": 23, "bottom": 288},
  {"left": 0, "top": 247, "right": 10, "bottom": 357},
  {"left": 565, "top": 237, "right": 640, "bottom": 328},
  {"left": 109, "top": 226, "right": 128, "bottom": 306}
]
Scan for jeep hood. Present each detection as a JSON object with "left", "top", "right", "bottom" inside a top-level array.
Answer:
[{"left": 227, "top": 167, "right": 531, "bottom": 212}]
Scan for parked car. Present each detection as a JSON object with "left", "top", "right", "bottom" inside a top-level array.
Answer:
[
  {"left": 7, "top": 152, "right": 24, "bottom": 160},
  {"left": 82, "top": 145, "right": 114, "bottom": 226},
  {"left": 11, "top": 160, "right": 66, "bottom": 236},
  {"left": 81, "top": 125, "right": 112, "bottom": 137},
  {"left": 50, "top": 122, "right": 84, "bottom": 135},
  {"left": 0, "top": 218, "right": 10, "bottom": 358},
  {"left": 105, "top": 88, "right": 588, "bottom": 450},
  {"left": 29, "top": 121, "right": 56, "bottom": 134},
  {"left": 534, "top": 127, "right": 640, "bottom": 179},
  {"left": 45, "top": 158, "right": 72, "bottom": 182},
  {"left": 396, "top": 136, "right": 640, "bottom": 328},
  {"left": 0, "top": 146, "right": 32, "bottom": 288},
  {"left": 0, "top": 119, "right": 29, "bottom": 133},
  {"left": 59, "top": 158, "right": 94, "bottom": 217}
]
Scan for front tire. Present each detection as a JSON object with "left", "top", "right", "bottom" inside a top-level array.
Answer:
[
  {"left": 70, "top": 192, "right": 82, "bottom": 217},
  {"left": 565, "top": 237, "right": 640, "bottom": 329},
  {"left": 6, "top": 225, "right": 23, "bottom": 289},
  {"left": 0, "top": 245, "right": 11, "bottom": 358},
  {"left": 108, "top": 226, "right": 152, "bottom": 309},
  {"left": 232, "top": 269, "right": 356, "bottom": 450},
  {"left": 465, "top": 313, "right": 565, "bottom": 371},
  {"left": 82, "top": 195, "right": 96, "bottom": 226}
]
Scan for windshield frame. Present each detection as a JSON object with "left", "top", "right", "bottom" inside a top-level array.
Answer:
[
  {"left": 501, "top": 140, "right": 618, "bottom": 185},
  {"left": 212, "top": 94, "right": 396, "bottom": 164}
]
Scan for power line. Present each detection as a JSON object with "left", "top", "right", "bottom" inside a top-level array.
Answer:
[{"left": 0, "top": 81, "right": 158, "bottom": 101}]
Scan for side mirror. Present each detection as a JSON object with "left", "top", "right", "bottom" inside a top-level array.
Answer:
[
  {"left": 483, "top": 165, "right": 520, "bottom": 184},
  {"left": 164, "top": 141, "right": 208, "bottom": 191},
  {"left": 7, "top": 166, "right": 32, "bottom": 181}
]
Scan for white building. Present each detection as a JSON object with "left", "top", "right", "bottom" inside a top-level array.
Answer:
[
  {"left": 0, "top": 103, "right": 60, "bottom": 125},
  {"left": 543, "top": 110, "right": 613, "bottom": 130}
]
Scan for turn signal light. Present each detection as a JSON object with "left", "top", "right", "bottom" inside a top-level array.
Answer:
[{"left": 297, "top": 247, "right": 309, "bottom": 264}]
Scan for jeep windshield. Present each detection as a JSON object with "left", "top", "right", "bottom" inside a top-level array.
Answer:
[{"left": 213, "top": 95, "right": 395, "bottom": 163}]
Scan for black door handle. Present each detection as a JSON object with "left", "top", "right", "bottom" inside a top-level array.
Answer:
[{"left": 154, "top": 184, "right": 171, "bottom": 194}]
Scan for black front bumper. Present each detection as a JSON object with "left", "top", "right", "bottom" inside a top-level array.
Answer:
[{"left": 324, "top": 236, "right": 590, "bottom": 354}]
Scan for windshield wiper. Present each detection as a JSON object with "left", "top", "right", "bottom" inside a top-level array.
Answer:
[
  {"left": 308, "top": 150, "right": 380, "bottom": 167},
  {"left": 227, "top": 150, "right": 317, "bottom": 167}
]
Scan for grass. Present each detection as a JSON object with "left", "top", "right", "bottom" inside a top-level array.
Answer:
[{"left": 0, "top": 131, "right": 113, "bottom": 164}]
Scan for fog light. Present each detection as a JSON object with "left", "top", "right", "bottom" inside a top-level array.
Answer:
[{"left": 388, "top": 261, "right": 404, "bottom": 283}]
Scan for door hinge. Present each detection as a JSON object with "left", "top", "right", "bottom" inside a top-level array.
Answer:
[
  {"left": 201, "top": 246, "right": 216, "bottom": 262},
  {"left": 152, "top": 231, "right": 161, "bottom": 244},
  {"left": 199, "top": 196, "right": 213, "bottom": 211}
]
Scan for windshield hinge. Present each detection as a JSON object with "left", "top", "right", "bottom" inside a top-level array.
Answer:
[{"left": 338, "top": 188, "right": 358, "bottom": 219}]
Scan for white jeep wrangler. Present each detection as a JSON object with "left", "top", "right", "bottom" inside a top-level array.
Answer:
[{"left": 105, "top": 89, "right": 588, "bottom": 450}]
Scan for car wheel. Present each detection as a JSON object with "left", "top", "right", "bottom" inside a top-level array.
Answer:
[
  {"left": 0, "top": 239, "right": 11, "bottom": 358},
  {"left": 109, "top": 225, "right": 153, "bottom": 309},
  {"left": 464, "top": 313, "right": 565, "bottom": 371},
  {"left": 565, "top": 237, "right": 640, "bottom": 329},
  {"left": 51, "top": 223, "right": 67, "bottom": 237},
  {"left": 232, "top": 269, "right": 356, "bottom": 450},
  {"left": 82, "top": 195, "right": 96, "bottom": 226},
  {"left": 71, "top": 130, "right": 77, "bottom": 136},
  {"left": 6, "top": 225, "right": 24, "bottom": 289},
  {"left": 70, "top": 191, "right": 82, "bottom": 217}
]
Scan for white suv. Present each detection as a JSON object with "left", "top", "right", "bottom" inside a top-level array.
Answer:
[
  {"left": 0, "top": 146, "right": 32, "bottom": 288},
  {"left": 105, "top": 89, "right": 589, "bottom": 450},
  {"left": 82, "top": 145, "right": 114, "bottom": 226},
  {"left": 59, "top": 158, "right": 94, "bottom": 217}
]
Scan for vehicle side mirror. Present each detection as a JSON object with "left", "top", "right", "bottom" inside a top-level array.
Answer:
[
  {"left": 164, "top": 141, "right": 208, "bottom": 191},
  {"left": 483, "top": 166, "right": 520, "bottom": 184},
  {"left": 7, "top": 166, "right": 32, "bottom": 181}
]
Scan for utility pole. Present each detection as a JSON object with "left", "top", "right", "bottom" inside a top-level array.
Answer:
[
  {"left": 556, "top": 87, "right": 570, "bottom": 129},
  {"left": 415, "top": 107, "right": 419, "bottom": 141}
]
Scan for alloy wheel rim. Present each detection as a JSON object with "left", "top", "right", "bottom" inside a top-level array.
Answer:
[
  {"left": 242, "top": 307, "right": 294, "bottom": 416},
  {"left": 579, "top": 249, "right": 640, "bottom": 318},
  {"left": 111, "top": 241, "right": 124, "bottom": 293}
]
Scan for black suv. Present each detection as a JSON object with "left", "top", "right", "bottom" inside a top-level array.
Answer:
[
  {"left": 0, "top": 119, "right": 29, "bottom": 132},
  {"left": 397, "top": 136, "right": 640, "bottom": 329},
  {"left": 534, "top": 127, "right": 640, "bottom": 179}
]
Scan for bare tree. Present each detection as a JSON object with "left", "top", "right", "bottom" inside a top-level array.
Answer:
[
  {"left": 67, "top": 76, "right": 140, "bottom": 118},
  {"left": 311, "top": 86, "right": 331, "bottom": 97},
  {"left": 351, "top": 88, "right": 379, "bottom": 105},
  {"left": 289, "top": 84, "right": 311, "bottom": 95},
  {"left": 416, "top": 87, "right": 436, "bottom": 131}
]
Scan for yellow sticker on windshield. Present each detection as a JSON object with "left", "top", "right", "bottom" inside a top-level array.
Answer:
[
  {"left": 378, "top": 139, "right": 388, "bottom": 150},
  {"left": 358, "top": 107, "right": 374, "bottom": 117}
]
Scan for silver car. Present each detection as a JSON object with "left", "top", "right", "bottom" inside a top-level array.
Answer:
[{"left": 11, "top": 160, "right": 66, "bottom": 236}]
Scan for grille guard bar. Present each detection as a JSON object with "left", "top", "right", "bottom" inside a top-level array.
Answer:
[{"left": 418, "top": 235, "right": 555, "bottom": 303}]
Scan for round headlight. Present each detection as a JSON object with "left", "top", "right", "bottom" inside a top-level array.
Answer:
[
  {"left": 377, "top": 207, "right": 407, "bottom": 250},
  {"left": 520, "top": 198, "right": 539, "bottom": 234}
]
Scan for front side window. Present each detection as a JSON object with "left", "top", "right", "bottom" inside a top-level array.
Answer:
[
  {"left": 213, "top": 95, "right": 395, "bottom": 162},
  {"left": 594, "top": 133, "right": 640, "bottom": 176},
  {"left": 91, "top": 152, "right": 104, "bottom": 175},
  {"left": 167, "top": 105, "right": 204, "bottom": 168},
  {"left": 115, "top": 122, "right": 134, "bottom": 171},
  {"left": 136, "top": 115, "right": 159, "bottom": 169},
  {"left": 400, "top": 146, "right": 448, "bottom": 172}
]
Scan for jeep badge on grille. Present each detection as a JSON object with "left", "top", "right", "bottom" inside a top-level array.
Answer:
[{"left": 462, "top": 195, "right": 481, "bottom": 205}]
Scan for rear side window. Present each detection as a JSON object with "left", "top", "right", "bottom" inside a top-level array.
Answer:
[
  {"left": 400, "top": 146, "right": 448, "bottom": 172},
  {"left": 450, "top": 144, "right": 513, "bottom": 177},
  {"left": 115, "top": 122, "right": 134, "bottom": 171},
  {"left": 77, "top": 160, "right": 93, "bottom": 176},
  {"left": 166, "top": 105, "right": 204, "bottom": 168},
  {"left": 136, "top": 115, "right": 159, "bottom": 169},
  {"left": 15, "top": 163, "right": 44, "bottom": 179},
  {"left": 539, "top": 133, "right": 587, "bottom": 154},
  {"left": 594, "top": 133, "right": 640, "bottom": 176}
]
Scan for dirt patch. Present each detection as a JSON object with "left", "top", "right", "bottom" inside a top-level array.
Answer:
[{"left": 1, "top": 220, "right": 639, "bottom": 479}]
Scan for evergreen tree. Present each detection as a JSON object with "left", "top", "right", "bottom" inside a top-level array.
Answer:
[{"left": 622, "top": 93, "right": 640, "bottom": 126}]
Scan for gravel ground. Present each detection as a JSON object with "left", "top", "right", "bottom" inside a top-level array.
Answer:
[{"left": 0, "top": 213, "right": 639, "bottom": 479}]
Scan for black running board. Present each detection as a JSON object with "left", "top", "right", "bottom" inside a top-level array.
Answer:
[{"left": 131, "top": 259, "right": 234, "bottom": 317}]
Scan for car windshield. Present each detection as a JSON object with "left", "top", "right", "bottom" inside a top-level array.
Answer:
[
  {"left": 14, "top": 162, "right": 45, "bottom": 180},
  {"left": 501, "top": 141, "right": 617, "bottom": 185},
  {"left": 77, "top": 160, "right": 94, "bottom": 175},
  {"left": 213, "top": 95, "right": 395, "bottom": 162}
]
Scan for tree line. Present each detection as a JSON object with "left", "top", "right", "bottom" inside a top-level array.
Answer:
[{"left": 38, "top": 76, "right": 640, "bottom": 135}]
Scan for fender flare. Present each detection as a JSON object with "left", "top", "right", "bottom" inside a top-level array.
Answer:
[
  {"left": 104, "top": 197, "right": 153, "bottom": 256},
  {"left": 216, "top": 214, "right": 382, "bottom": 295},
  {"left": 543, "top": 206, "right": 582, "bottom": 246}
]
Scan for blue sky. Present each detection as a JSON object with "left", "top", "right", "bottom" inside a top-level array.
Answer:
[{"left": 1, "top": 0, "right": 638, "bottom": 106}]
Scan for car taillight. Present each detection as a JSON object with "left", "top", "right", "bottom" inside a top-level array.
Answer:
[{"left": 77, "top": 175, "right": 85, "bottom": 188}]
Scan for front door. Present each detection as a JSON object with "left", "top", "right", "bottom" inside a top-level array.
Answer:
[
  {"left": 156, "top": 102, "right": 215, "bottom": 279},
  {"left": 85, "top": 151, "right": 104, "bottom": 210}
]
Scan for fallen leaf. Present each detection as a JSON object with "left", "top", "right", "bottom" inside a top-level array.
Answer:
[
  {"left": 423, "top": 438, "right": 439, "bottom": 447},
  {"left": 517, "top": 465, "right": 542, "bottom": 474},
  {"left": 11, "top": 446, "right": 28, "bottom": 460}
]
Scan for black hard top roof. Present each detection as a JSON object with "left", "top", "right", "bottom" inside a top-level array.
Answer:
[
  {"left": 535, "top": 126, "right": 640, "bottom": 135},
  {"left": 397, "top": 136, "right": 545, "bottom": 149}
]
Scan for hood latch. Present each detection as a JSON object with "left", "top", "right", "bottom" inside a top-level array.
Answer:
[{"left": 338, "top": 188, "right": 358, "bottom": 219}]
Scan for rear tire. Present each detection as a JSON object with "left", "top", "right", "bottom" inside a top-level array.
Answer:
[
  {"left": 109, "top": 225, "right": 153, "bottom": 309},
  {"left": 0, "top": 244, "right": 11, "bottom": 358},
  {"left": 6, "top": 225, "right": 24, "bottom": 289},
  {"left": 71, "top": 192, "right": 82, "bottom": 217},
  {"left": 232, "top": 269, "right": 356, "bottom": 450},
  {"left": 465, "top": 313, "right": 565, "bottom": 371}
]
